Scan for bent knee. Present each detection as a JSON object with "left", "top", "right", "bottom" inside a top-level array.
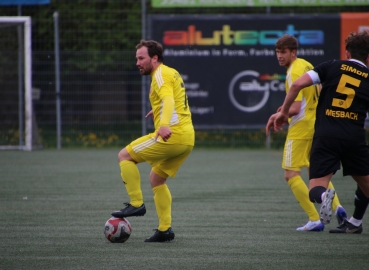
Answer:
[
  {"left": 284, "top": 170, "right": 300, "bottom": 182},
  {"left": 309, "top": 186, "right": 326, "bottom": 203},
  {"left": 118, "top": 148, "right": 132, "bottom": 162},
  {"left": 150, "top": 170, "right": 167, "bottom": 188}
]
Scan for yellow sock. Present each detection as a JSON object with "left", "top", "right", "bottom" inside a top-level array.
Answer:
[
  {"left": 119, "top": 160, "right": 143, "bottom": 207},
  {"left": 153, "top": 184, "right": 172, "bottom": 231},
  {"left": 328, "top": 181, "right": 341, "bottom": 212},
  {"left": 288, "top": 175, "right": 320, "bottom": 221}
]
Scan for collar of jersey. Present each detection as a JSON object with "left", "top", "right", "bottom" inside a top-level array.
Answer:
[
  {"left": 151, "top": 63, "right": 163, "bottom": 76},
  {"left": 349, "top": 59, "right": 367, "bottom": 69}
]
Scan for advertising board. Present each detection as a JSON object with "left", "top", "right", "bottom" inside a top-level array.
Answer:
[{"left": 149, "top": 14, "right": 341, "bottom": 128}]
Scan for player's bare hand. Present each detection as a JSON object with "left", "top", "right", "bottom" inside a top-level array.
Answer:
[
  {"left": 274, "top": 112, "right": 288, "bottom": 131},
  {"left": 266, "top": 113, "right": 277, "bottom": 136},
  {"left": 266, "top": 112, "right": 288, "bottom": 136},
  {"left": 146, "top": 110, "right": 154, "bottom": 122},
  {"left": 145, "top": 110, "right": 153, "bottom": 118},
  {"left": 155, "top": 126, "right": 172, "bottom": 142}
]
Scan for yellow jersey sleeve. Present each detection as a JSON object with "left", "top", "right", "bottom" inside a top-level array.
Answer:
[
  {"left": 160, "top": 96, "right": 175, "bottom": 126},
  {"left": 149, "top": 64, "right": 194, "bottom": 146}
]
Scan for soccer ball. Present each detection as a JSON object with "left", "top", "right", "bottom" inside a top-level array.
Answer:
[{"left": 104, "top": 217, "right": 132, "bottom": 243}]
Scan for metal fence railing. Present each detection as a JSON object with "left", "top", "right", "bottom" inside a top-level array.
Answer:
[{"left": 0, "top": 1, "right": 368, "bottom": 149}]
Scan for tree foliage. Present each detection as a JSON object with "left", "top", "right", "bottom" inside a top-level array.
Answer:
[{"left": 0, "top": 0, "right": 142, "bottom": 72}]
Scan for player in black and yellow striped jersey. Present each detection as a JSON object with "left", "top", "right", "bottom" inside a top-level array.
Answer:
[
  {"left": 111, "top": 40, "right": 194, "bottom": 242},
  {"left": 274, "top": 35, "right": 346, "bottom": 232},
  {"left": 267, "top": 31, "right": 369, "bottom": 234}
]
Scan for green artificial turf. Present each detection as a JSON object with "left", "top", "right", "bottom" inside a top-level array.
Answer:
[{"left": 0, "top": 149, "right": 367, "bottom": 269}]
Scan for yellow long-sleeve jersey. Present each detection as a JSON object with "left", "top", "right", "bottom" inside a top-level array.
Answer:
[
  {"left": 149, "top": 63, "right": 195, "bottom": 146},
  {"left": 286, "top": 58, "right": 320, "bottom": 140}
]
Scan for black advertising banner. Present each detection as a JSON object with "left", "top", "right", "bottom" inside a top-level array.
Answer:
[{"left": 149, "top": 14, "right": 340, "bottom": 128}]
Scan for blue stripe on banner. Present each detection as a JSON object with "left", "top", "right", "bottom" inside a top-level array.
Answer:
[{"left": 0, "top": 0, "right": 50, "bottom": 5}]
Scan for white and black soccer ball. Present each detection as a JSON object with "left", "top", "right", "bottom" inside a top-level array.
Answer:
[{"left": 104, "top": 217, "right": 132, "bottom": 243}]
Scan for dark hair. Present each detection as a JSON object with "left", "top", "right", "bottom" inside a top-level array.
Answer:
[
  {"left": 136, "top": 39, "right": 164, "bottom": 62},
  {"left": 275, "top": 34, "right": 298, "bottom": 51},
  {"left": 345, "top": 31, "right": 369, "bottom": 63}
]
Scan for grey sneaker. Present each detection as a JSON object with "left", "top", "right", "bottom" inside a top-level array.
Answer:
[
  {"left": 320, "top": 188, "right": 335, "bottom": 224},
  {"left": 111, "top": 203, "right": 146, "bottom": 218}
]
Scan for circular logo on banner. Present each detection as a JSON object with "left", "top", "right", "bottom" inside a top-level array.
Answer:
[
  {"left": 228, "top": 70, "right": 269, "bottom": 113},
  {"left": 229, "top": 70, "right": 285, "bottom": 113}
]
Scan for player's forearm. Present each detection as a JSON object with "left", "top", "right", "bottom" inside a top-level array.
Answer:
[
  {"left": 160, "top": 96, "right": 175, "bottom": 126},
  {"left": 281, "top": 91, "right": 298, "bottom": 115},
  {"left": 281, "top": 73, "right": 313, "bottom": 115},
  {"left": 288, "top": 101, "right": 301, "bottom": 117}
]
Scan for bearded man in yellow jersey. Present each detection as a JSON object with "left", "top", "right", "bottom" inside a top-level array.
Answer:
[
  {"left": 273, "top": 35, "right": 346, "bottom": 231},
  {"left": 111, "top": 40, "right": 195, "bottom": 242}
]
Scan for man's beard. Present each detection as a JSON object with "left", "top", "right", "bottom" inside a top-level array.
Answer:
[
  {"left": 141, "top": 69, "right": 151, "bottom": 75},
  {"left": 141, "top": 64, "right": 153, "bottom": 75}
]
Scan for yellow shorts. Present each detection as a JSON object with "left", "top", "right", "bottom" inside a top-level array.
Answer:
[
  {"left": 282, "top": 139, "right": 312, "bottom": 171},
  {"left": 126, "top": 134, "right": 193, "bottom": 178}
]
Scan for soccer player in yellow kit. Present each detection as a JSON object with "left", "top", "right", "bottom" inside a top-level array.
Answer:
[
  {"left": 111, "top": 40, "right": 194, "bottom": 242},
  {"left": 273, "top": 35, "right": 346, "bottom": 231}
]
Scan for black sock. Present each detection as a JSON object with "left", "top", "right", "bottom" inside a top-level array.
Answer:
[
  {"left": 309, "top": 186, "right": 327, "bottom": 203},
  {"left": 353, "top": 185, "right": 369, "bottom": 220}
]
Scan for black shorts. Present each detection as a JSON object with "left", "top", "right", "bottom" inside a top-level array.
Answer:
[{"left": 310, "top": 136, "right": 369, "bottom": 179}]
